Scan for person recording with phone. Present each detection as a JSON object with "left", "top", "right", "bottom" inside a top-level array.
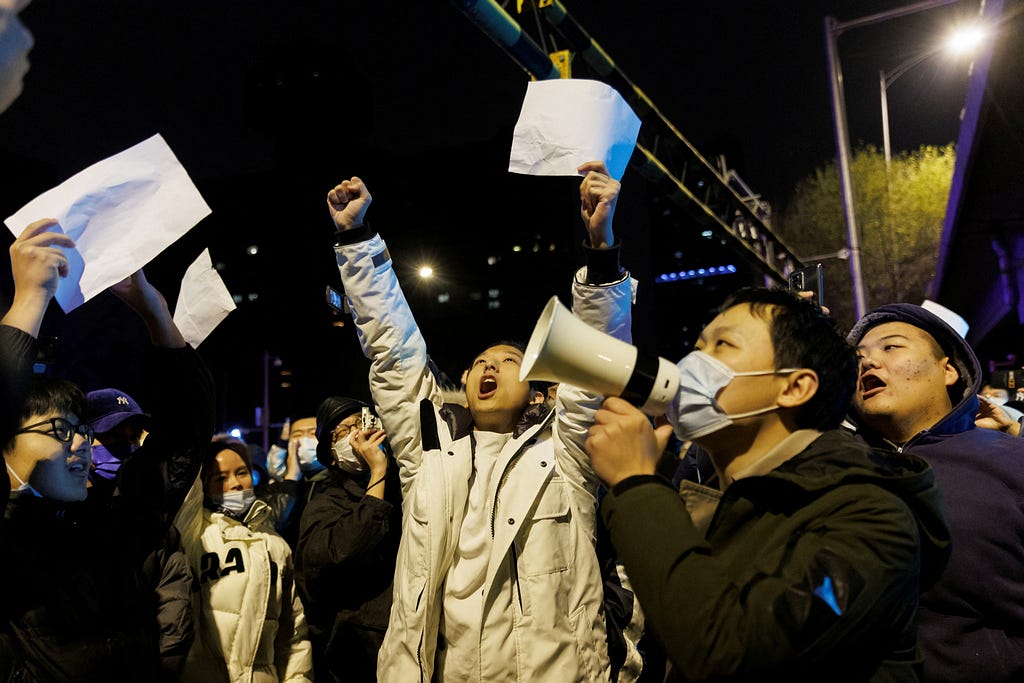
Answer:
[{"left": 294, "top": 397, "right": 401, "bottom": 683}]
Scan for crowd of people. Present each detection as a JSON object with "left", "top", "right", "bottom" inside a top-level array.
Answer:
[
  {"left": 2, "top": 159, "right": 1023, "bottom": 683},
  {"left": 3, "top": 1, "right": 1024, "bottom": 681}
]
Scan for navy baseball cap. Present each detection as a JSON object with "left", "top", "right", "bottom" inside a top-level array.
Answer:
[{"left": 85, "top": 388, "right": 150, "bottom": 433}]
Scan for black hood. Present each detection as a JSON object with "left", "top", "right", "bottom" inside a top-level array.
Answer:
[{"left": 765, "top": 430, "right": 952, "bottom": 590}]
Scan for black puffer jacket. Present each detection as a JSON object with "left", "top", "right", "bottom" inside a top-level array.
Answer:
[{"left": 602, "top": 429, "right": 951, "bottom": 683}]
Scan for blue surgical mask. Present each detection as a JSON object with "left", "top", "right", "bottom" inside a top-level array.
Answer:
[
  {"left": 211, "top": 488, "right": 256, "bottom": 517},
  {"left": 668, "top": 351, "right": 799, "bottom": 441},
  {"left": 297, "top": 436, "right": 324, "bottom": 474}
]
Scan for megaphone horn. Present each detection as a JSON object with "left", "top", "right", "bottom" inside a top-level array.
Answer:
[{"left": 520, "top": 296, "right": 679, "bottom": 416}]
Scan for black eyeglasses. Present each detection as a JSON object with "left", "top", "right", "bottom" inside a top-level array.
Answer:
[{"left": 15, "top": 418, "right": 94, "bottom": 445}]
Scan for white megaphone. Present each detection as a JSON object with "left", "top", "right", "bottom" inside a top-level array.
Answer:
[{"left": 520, "top": 296, "right": 679, "bottom": 416}]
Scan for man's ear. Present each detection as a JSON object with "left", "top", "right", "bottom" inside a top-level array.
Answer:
[
  {"left": 942, "top": 358, "right": 959, "bottom": 388},
  {"left": 777, "top": 369, "right": 819, "bottom": 409},
  {"left": 529, "top": 389, "right": 546, "bottom": 405}
]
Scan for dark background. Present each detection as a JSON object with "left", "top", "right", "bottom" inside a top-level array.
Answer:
[{"left": 0, "top": 0, "right": 975, "bottom": 435}]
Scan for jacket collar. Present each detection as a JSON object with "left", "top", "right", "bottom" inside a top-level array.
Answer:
[{"left": 440, "top": 401, "right": 553, "bottom": 441}]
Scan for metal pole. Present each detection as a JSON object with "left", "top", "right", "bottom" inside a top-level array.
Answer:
[
  {"left": 825, "top": 15, "right": 868, "bottom": 318},
  {"left": 880, "top": 70, "right": 892, "bottom": 172},
  {"left": 833, "top": 0, "right": 961, "bottom": 32},
  {"left": 262, "top": 349, "right": 270, "bottom": 452},
  {"left": 452, "top": 0, "right": 560, "bottom": 80}
]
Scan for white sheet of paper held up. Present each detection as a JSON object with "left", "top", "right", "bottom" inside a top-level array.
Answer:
[
  {"left": 4, "top": 134, "right": 212, "bottom": 312},
  {"left": 508, "top": 79, "right": 641, "bottom": 182},
  {"left": 173, "top": 248, "right": 236, "bottom": 348}
]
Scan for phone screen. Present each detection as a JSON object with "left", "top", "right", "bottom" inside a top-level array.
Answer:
[
  {"left": 788, "top": 264, "right": 824, "bottom": 307},
  {"left": 325, "top": 286, "right": 344, "bottom": 312}
]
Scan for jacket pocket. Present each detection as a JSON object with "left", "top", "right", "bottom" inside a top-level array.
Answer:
[
  {"left": 570, "top": 603, "right": 601, "bottom": 682},
  {"left": 517, "top": 478, "right": 574, "bottom": 576}
]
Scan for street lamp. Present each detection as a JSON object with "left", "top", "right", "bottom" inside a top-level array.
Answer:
[
  {"left": 880, "top": 23, "right": 986, "bottom": 171},
  {"left": 824, "top": 0, "right": 965, "bottom": 319}
]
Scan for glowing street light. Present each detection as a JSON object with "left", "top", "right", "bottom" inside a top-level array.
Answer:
[
  {"left": 824, "top": 0, "right": 981, "bottom": 318},
  {"left": 418, "top": 265, "right": 434, "bottom": 279},
  {"left": 946, "top": 23, "right": 985, "bottom": 54},
  {"left": 880, "top": 21, "right": 987, "bottom": 169}
]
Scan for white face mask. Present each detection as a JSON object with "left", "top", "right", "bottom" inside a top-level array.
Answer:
[
  {"left": 211, "top": 488, "right": 256, "bottom": 517},
  {"left": 6, "top": 464, "right": 42, "bottom": 498},
  {"left": 332, "top": 434, "right": 367, "bottom": 475},
  {"left": 667, "top": 350, "right": 799, "bottom": 441},
  {"left": 297, "top": 436, "right": 324, "bottom": 473}
]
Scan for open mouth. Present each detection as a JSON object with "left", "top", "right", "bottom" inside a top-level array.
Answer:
[
  {"left": 68, "top": 461, "right": 88, "bottom": 475},
  {"left": 478, "top": 375, "right": 498, "bottom": 399},
  {"left": 859, "top": 373, "right": 886, "bottom": 398}
]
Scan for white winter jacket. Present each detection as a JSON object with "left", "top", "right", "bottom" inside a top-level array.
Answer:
[
  {"left": 335, "top": 232, "right": 635, "bottom": 682},
  {"left": 174, "top": 479, "right": 314, "bottom": 683}
]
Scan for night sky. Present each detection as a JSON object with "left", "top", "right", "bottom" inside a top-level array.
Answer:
[{"left": 0, "top": 0, "right": 977, "bottom": 436}]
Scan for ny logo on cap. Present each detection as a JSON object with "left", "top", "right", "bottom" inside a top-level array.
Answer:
[{"left": 116, "top": 396, "right": 130, "bottom": 406}]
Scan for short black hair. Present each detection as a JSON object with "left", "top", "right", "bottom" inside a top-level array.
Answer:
[
  {"left": 719, "top": 287, "right": 857, "bottom": 431},
  {"left": 467, "top": 340, "right": 550, "bottom": 395},
  {"left": 5, "top": 377, "right": 86, "bottom": 453}
]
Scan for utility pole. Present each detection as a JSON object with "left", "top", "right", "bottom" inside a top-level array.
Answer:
[{"left": 824, "top": 0, "right": 962, "bottom": 318}]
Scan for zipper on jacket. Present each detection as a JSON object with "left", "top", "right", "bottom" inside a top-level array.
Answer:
[
  {"left": 417, "top": 629, "right": 425, "bottom": 683},
  {"left": 490, "top": 447, "right": 528, "bottom": 538},
  {"left": 488, "top": 416, "right": 553, "bottom": 537},
  {"left": 509, "top": 542, "right": 523, "bottom": 613}
]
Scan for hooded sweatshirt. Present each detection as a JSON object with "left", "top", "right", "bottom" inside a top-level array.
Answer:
[{"left": 848, "top": 303, "right": 1024, "bottom": 682}]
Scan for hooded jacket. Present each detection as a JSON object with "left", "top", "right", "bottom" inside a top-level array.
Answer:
[
  {"left": 848, "top": 303, "right": 1024, "bottom": 682},
  {"left": 334, "top": 228, "right": 638, "bottom": 682},
  {"left": 174, "top": 479, "right": 313, "bottom": 683},
  {"left": 601, "top": 429, "right": 951, "bottom": 682}
]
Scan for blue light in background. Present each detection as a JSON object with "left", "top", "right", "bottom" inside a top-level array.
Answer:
[{"left": 656, "top": 264, "right": 737, "bottom": 283}]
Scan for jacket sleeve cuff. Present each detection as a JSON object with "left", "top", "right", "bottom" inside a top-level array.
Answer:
[
  {"left": 581, "top": 240, "right": 623, "bottom": 285},
  {"left": 333, "top": 222, "right": 376, "bottom": 246},
  {"left": 611, "top": 473, "right": 673, "bottom": 497}
]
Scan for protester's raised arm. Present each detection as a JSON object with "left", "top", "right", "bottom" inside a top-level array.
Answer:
[
  {"left": 2, "top": 218, "right": 73, "bottom": 337},
  {"left": 109, "top": 269, "right": 186, "bottom": 349},
  {"left": 577, "top": 161, "right": 619, "bottom": 249},
  {"left": 327, "top": 176, "right": 372, "bottom": 231}
]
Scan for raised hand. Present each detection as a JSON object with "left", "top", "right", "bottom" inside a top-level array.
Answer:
[
  {"left": 327, "top": 177, "right": 372, "bottom": 230},
  {"left": 110, "top": 269, "right": 165, "bottom": 314},
  {"left": 577, "top": 161, "right": 620, "bottom": 249},
  {"left": 3, "top": 218, "right": 74, "bottom": 336},
  {"left": 976, "top": 395, "right": 1021, "bottom": 436},
  {"left": 350, "top": 427, "right": 388, "bottom": 477},
  {"left": 109, "top": 270, "right": 185, "bottom": 349}
]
